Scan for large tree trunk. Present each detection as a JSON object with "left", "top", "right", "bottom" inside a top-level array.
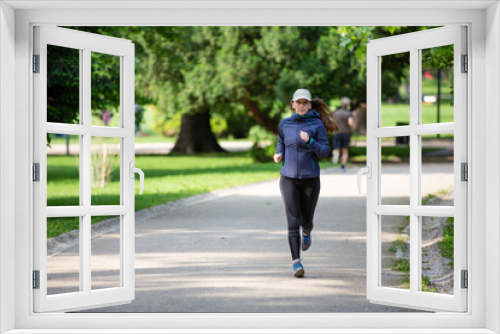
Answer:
[{"left": 170, "top": 111, "right": 226, "bottom": 154}]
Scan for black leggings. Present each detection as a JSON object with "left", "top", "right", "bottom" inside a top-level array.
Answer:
[{"left": 279, "top": 176, "right": 321, "bottom": 260}]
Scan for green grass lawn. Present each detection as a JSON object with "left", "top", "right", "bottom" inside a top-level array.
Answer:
[
  {"left": 47, "top": 152, "right": 334, "bottom": 238},
  {"left": 381, "top": 102, "right": 454, "bottom": 127}
]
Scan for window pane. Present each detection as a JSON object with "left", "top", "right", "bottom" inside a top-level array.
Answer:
[
  {"left": 47, "top": 45, "right": 80, "bottom": 125},
  {"left": 381, "top": 52, "right": 410, "bottom": 127},
  {"left": 91, "top": 137, "right": 121, "bottom": 206},
  {"left": 421, "top": 216, "right": 454, "bottom": 295},
  {"left": 91, "top": 52, "right": 120, "bottom": 127},
  {"left": 91, "top": 215, "right": 121, "bottom": 290},
  {"left": 47, "top": 134, "right": 80, "bottom": 206},
  {"left": 47, "top": 216, "right": 81, "bottom": 295},
  {"left": 381, "top": 215, "right": 410, "bottom": 290},
  {"left": 421, "top": 45, "right": 454, "bottom": 124},
  {"left": 421, "top": 134, "right": 454, "bottom": 206},
  {"left": 380, "top": 136, "right": 410, "bottom": 205}
]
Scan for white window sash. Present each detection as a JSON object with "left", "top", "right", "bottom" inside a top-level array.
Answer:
[
  {"left": 33, "top": 25, "right": 136, "bottom": 313},
  {"left": 366, "top": 25, "right": 468, "bottom": 312}
]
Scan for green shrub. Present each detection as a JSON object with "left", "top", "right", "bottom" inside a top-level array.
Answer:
[
  {"left": 248, "top": 125, "right": 275, "bottom": 142},
  {"left": 210, "top": 113, "right": 228, "bottom": 138},
  {"left": 389, "top": 237, "right": 407, "bottom": 253},
  {"left": 393, "top": 258, "right": 410, "bottom": 273},
  {"left": 421, "top": 276, "right": 438, "bottom": 292},
  {"left": 422, "top": 193, "right": 437, "bottom": 205},
  {"left": 250, "top": 141, "right": 276, "bottom": 163},
  {"left": 151, "top": 110, "right": 182, "bottom": 137},
  {"left": 438, "top": 217, "right": 454, "bottom": 268}
]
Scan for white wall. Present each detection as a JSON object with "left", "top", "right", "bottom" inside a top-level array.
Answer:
[
  {"left": 0, "top": 2, "right": 16, "bottom": 334},
  {"left": 486, "top": 2, "right": 500, "bottom": 333}
]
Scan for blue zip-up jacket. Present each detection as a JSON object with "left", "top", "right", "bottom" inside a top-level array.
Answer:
[{"left": 276, "top": 110, "right": 330, "bottom": 179}]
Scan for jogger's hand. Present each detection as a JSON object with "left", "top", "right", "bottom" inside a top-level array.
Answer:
[
  {"left": 274, "top": 153, "right": 283, "bottom": 163},
  {"left": 300, "top": 131, "right": 310, "bottom": 143}
]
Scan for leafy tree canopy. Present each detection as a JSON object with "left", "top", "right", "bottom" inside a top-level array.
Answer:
[{"left": 51, "top": 26, "right": 437, "bottom": 134}]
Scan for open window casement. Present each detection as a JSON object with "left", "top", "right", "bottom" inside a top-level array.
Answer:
[
  {"left": 33, "top": 26, "right": 142, "bottom": 312},
  {"left": 360, "top": 25, "right": 468, "bottom": 312}
]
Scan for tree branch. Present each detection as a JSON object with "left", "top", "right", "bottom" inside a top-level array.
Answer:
[{"left": 240, "top": 96, "right": 278, "bottom": 135}]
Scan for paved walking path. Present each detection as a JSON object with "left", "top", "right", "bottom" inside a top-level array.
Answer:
[{"left": 46, "top": 163, "right": 454, "bottom": 313}]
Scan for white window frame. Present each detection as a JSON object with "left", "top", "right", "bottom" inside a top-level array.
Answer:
[
  {"left": 33, "top": 26, "right": 136, "bottom": 313},
  {"left": 365, "top": 26, "right": 468, "bottom": 312},
  {"left": 1, "top": 2, "right": 499, "bottom": 333}
]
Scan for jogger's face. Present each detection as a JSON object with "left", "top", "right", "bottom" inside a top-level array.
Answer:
[{"left": 292, "top": 99, "right": 311, "bottom": 115}]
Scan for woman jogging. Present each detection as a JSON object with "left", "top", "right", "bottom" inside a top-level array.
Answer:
[{"left": 274, "top": 88, "right": 338, "bottom": 277}]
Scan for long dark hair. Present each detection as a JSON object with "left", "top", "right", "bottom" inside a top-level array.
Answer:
[
  {"left": 289, "top": 95, "right": 339, "bottom": 133},
  {"left": 311, "top": 98, "right": 339, "bottom": 133}
]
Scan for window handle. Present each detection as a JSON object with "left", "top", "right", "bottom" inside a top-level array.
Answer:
[
  {"left": 357, "top": 161, "right": 372, "bottom": 194},
  {"left": 129, "top": 161, "right": 144, "bottom": 195}
]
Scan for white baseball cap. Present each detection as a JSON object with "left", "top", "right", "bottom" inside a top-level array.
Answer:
[
  {"left": 292, "top": 89, "right": 312, "bottom": 102},
  {"left": 341, "top": 97, "right": 351, "bottom": 105}
]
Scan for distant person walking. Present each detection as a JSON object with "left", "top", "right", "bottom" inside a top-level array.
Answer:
[
  {"left": 332, "top": 97, "right": 356, "bottom": 173},
  {"left": 273, "top": 89, "right": 338, "bottom": 277}
]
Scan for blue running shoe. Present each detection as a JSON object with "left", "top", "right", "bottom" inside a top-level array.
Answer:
[
  {"left": 293, "top": 259, "right": 305, "bottom": 277},
  {"left": 302, "top": 233, "right": 312, "bottom": 251}
]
